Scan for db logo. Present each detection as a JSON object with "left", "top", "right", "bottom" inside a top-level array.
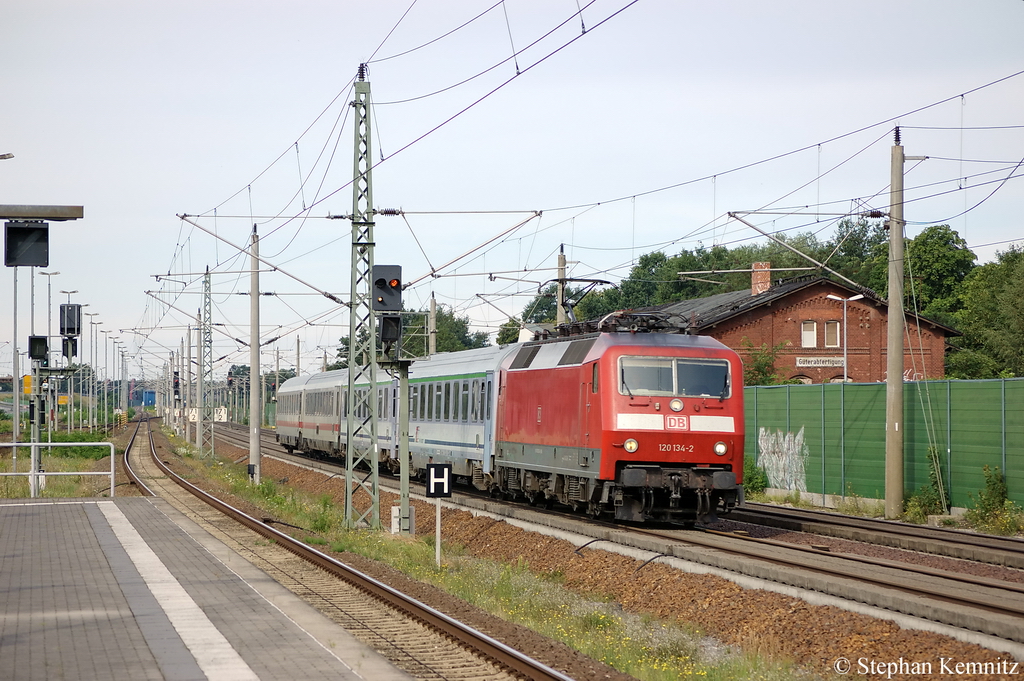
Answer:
[{"left": 666, "top": 415, "right": 688, "bottom": 430}]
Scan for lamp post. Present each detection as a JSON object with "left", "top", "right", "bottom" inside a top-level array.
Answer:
[
  {"left": 112, "top": 340, "right": 120, "bottom": 425},
  {"left": 84, "top": 312, "right": 96, "bottom": 426},
  {"left": 39, "top": 272, "right": 59, "bottom": 434},
  {"left": 826, "top": 293, "right": 865, "bottom": 382},
  {"left": 101, "top": 330, "right": 110, "bottom": 431},
  {"left": 85, "top": 313, "right": 99, "bottom": 428},
  {"left": 111, "top": 337, "right": 120, "bottom": 429}
]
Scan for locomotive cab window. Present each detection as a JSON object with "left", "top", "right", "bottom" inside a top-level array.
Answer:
[{"left": 619, "top": 356, "right": 731, "bottom": 398}]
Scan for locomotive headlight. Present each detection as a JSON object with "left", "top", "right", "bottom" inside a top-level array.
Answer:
[
  {"left": 713, "top": 441, "right": 728, "bottom": 456},
  {"left": 624, "top": 438, "right": 639, "bottom": 453},
  {"left": 669, "top": 398, "right": 683, "bottom": 412}
]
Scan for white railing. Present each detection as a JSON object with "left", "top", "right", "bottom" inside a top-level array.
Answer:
[{"left": 0, "top": 442, "right": 116, "bottom": 497}]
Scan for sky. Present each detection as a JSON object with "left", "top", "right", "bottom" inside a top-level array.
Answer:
[{"left": 3, "top": 0, "right": 1023, "bottom": 384}]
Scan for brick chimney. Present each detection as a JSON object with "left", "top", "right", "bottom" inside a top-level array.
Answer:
[{"left": 751, "top": 262, "right": 771, "bottom": 296}]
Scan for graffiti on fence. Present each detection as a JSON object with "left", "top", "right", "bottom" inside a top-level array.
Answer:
[{"left": 757, "top": 426, "right": 809, "bottom": 492}]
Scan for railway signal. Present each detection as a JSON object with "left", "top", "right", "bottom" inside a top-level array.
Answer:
[
  {"left": 28, "top": 336, "right": 48, "bottom": 366},
  {"left": 372, "top": 265, "right": 402, "bottom": 311}
]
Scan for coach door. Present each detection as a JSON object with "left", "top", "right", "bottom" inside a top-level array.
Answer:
[{"left": 482, "top": 372, "right": 496, "bottom": 475}]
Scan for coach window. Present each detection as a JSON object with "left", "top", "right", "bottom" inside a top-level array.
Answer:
[
  {"left": 825, "top": 320, "right": 840, "bottom": 348},
  {"left": 452, "top": 381, "right": 460, "bottom": 422},
  {"left": 477, "top": 380, "right": 486, "bottom": 422},
  {"left": 461, "top": 381, "right": 470, "bottom": 423},
  {"left": 486, "top": 379, "right": 493, "bottom": 420},
  {"left": 801, "top": 320, "right": 817, "bottom": 348},
  {"left": 442, "top": 383, "right": 450, "bottom": 422},
  {"left": 470, "top": 380, "right": 479, "bottom": 422}
]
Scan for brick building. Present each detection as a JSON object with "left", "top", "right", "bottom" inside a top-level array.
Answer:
[{"left": 649, "top": 274, "right": 957, "bottom": 384}]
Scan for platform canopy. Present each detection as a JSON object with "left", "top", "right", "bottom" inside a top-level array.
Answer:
[{"left": 0, "top": 205, "right": 83, "bottom": 221}]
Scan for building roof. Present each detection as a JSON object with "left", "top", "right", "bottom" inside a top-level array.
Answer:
[{"left": 639, "top": 275, "right": 960, "bottom": 336}]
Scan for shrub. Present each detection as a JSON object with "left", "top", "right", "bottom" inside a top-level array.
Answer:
[
  {"left": 964, "top": 466, "right": 1023, "bottom": 536},
  {"left": 47, "top": 431, "right": 110, "bottom": 459},
  {"left": 743, "top": 457, "right": 769, "bottom": 495}
]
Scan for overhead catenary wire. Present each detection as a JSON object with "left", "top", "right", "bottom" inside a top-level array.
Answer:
[{"left": 150, "top": 28, "right": 1023, "bottom": 369}]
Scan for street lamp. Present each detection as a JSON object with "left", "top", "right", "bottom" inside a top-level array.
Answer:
[
  {"left": 112, "top": 339, "right": 120, "bottom": 423},
  {"left": 101, "top": 330, "right": 110, "bottom": 431},
  {"left": 59, "top": 289, "right": 78, "bottom": 305},
  {"left": 39, "top": 272, "right": 59, "bottom": 368},
  {"left": 826, "top": 293, "right": 865, "bottom": 382},
  {"left": 85, "top": 313, "right": 100, "bottom": 428}
]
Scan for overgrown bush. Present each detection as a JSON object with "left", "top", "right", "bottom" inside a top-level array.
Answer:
[
  {"left": 743, "top": 457, "right": 769, "bottom": 495},
  {"left": 47, "top": 430, "right": 110, "bottom": 459},
  {"left": 965, "top": 466, "right": 1024, "bottom": 536},
  {"left": 902, "top": 447, "right": 948, "bottom": 524}
]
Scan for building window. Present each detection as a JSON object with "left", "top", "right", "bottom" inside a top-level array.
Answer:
[
  {"left": 825, "top": 320, "right": 840, "bottom": 348},
  {"left": 801, "top": 321, "right": 817, "bottom": 348}
]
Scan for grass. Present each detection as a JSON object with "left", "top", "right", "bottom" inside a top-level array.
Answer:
[
  {"left": 163, "top": 431, "right": 805, "bottom": 681},
  {"left": 0, "top": 432, "right": 115, "bottom": 497}
]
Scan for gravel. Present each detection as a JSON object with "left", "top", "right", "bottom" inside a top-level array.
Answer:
[{"left": 183, "top": 433, "right": 1021, "bottom": 680}]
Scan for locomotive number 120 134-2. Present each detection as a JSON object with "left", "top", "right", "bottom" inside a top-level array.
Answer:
[{"left": 658, "top": 443, "right": 695, "bottom": 452}]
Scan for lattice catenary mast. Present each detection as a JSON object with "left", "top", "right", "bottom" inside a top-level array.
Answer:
[{"left": 344, "top": 64, "right": 381, "bottom": 528}]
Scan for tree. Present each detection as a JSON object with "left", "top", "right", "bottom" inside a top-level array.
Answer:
[
  {"left": 905, "top": 224, "right": 976, "bottom": 322},
  {"left": 739, "top": 338, "right": 794, "bottom": 386},
  {"left": 821, "top": 218, "right": 888, "bottom": 289},
  {"left": 399, "top": 304, "right": 490, "bottom": 357},
  {"left": 519, "top": 284, "right": 560, "bottom": 324},
  {"left": 496, "top": 317, "right": 524, "bottom": 345},
  {"left": 948, "top": 246, "right": 1024, "bottom": 378},
  {"left": 328, "top": 331, "right": 367, "bottom": 370}
]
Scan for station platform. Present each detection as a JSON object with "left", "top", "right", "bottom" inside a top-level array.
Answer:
[{"left": 0, "top": 497, "right": 413, "bottom": 681}]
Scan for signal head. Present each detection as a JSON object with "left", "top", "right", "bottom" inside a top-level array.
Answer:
[{"left": 371, "top": 265, "right": 402, "bottom": 311}]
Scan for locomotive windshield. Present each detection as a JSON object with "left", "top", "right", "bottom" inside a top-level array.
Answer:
[{"left": 619, "top": 356, "right": 731, "bottom": 398}]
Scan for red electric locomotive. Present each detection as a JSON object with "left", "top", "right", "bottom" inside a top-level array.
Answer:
[{"left": 493, "top": 330, "right": 744, "bottom": 523}]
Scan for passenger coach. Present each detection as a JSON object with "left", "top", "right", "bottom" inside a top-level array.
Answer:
[{"left": 276, "top": 330, "right": 744, "bottom": 523}]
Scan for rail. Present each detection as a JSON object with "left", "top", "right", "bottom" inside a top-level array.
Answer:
[{"left": 125, "top": 419, "right": 574, "bottom": 681}]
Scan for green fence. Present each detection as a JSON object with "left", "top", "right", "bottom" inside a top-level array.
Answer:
[{"left": 745, "top": 378, "right": 1024, "bottom": 509}]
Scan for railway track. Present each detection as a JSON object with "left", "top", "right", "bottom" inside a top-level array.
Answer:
[
  {"left": 207, "top": 422, "right": 1024, "bottom": 646},
  {"left": 215, "top": 421, "right": 1024, "bottom": 573},
  {"left": 729, "top": 502, "right": 1024, "bottom": 569},
  {"left": 126, "top": 419, "right": 574, "bottom": 681}
]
